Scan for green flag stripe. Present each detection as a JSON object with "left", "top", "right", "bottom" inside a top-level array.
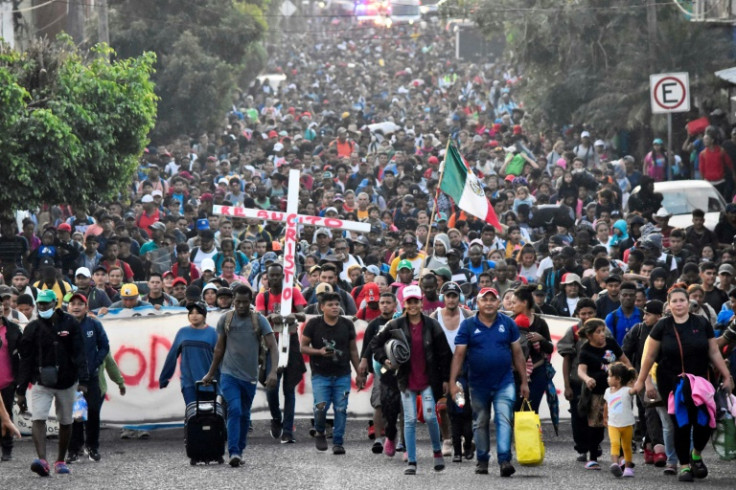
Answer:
[{"left": 439, "top": 145, "right": 468, "bottom": 199}]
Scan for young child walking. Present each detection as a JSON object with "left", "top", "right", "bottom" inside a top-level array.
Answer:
[{"left": 604, "top": 362, "right": 638, "bottom": 478}]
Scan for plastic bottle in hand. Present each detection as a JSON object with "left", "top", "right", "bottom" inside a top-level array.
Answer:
[{"left": 454, "top": 381, "right": 465, "bottom": 408}]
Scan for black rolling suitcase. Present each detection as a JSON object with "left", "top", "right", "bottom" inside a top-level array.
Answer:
[{"left": 185, "top": 381, "right": 226, "bottom": 465}]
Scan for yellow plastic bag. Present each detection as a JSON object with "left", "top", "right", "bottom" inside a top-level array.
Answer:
[{"left": 514, "top": 399, "right": 545, "bottom": 466}]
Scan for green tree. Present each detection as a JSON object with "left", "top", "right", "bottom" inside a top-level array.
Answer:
[
  {"left": 0, "top": 36, "right": 157, "bottom": 214},
  {"left": 109, "top": 0, "right": 270, "bottom": 142},
  {"left": 474, "top": 1, "right": 732, "bottom": 133}
]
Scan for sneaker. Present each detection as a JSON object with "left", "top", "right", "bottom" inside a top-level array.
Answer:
[
  {"left": 367, "top": 420, "right": 375, "bottom": 440},
  {"left": 270, "top": 419, "right": 283, "bottom": 439},
  {"left": 452, "top": 454, "right": 462, "bottom": 463},
  {"left": 87, "top": 448, "right": 101, "bottom": 462},
  {"left": 333, "top": 445, "right": 345, "bottom": 455},
  {"left": 500, "top": 461, "right": 515, "bottom": 477},
  {"left": 623, "top": 467, "right": 635, "bottom": 478},
  {"left": 585, "top": 461, "right": 601, "bottom": 470},
  {"left": 678, "top": 467, "right": 694, "bottom": 482},
  {"left": 433, "top": 451, "right": 445, "bottom": 471},
  {"left": 576, "top": 453, "right": 587, "bottom": 462},
  {"left": 404, "top": 463, "right": 417, "bottom": 475},
  {"left": 475, "top": 461, "right": 489, "bottom": 474},
  {"left": 463, "top": 445, "right": 474, "bottom": 460},
  {"left": 65, "top": 451, "right": 79, "bottom": 464},
  {"left": 54, "top": 461, "right": 71, "bottom": 474},
  {"left": 137, "top": 430, "right": 150, "bottom": 440},
  {"left": 280, "top": 434, "right": 295, "bottom": 444},
  {"left": 1, "top": 452, "right": 11, "bottom": 462},
  {"left": 610, "top": 463, "right": 623, "bottom": 477},
  {"left": 315, "top": 433, "right": 328, "bottom": 452},
  {"left": 644, "top": 446, "right": 654, "bottom": 464},
  {"left": 396, "top": 442, "right": 406, "bottom": 452},
  {"left": 229, "top": 454, "right": 241, "bottom": 467},
  {"left": 384, "top": 438, "right": 396, "bottom": 457},
  {"left": 664, "top": 464, "right": 677, "bottom": 475},
  {"left": 690, "top": 456, "right": 708, "bottom": 479},
  {"left": 372, "top": 441, "right": 383, "bottom": 454},
  {"left": 31, "top": 458, "right": 50, "bottom": 477},
  {"left": 442, "top": 439, "right": 452, "bottom": 456}
]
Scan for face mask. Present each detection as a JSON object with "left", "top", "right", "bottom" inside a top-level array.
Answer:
[{"left": 38, "top": 308, "right": 55, "bottom": 319}]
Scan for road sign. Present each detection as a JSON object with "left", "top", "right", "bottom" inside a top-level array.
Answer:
[
  {"left": 650, "top": 72, "right": 690, "bottom": 114},
  {"left": 281, "top": 0, "right": 297, "bottom": 16}
]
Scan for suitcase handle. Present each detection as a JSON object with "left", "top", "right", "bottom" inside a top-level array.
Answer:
[{"left": 195, "top": 380, "right": 218, "bottom": 413}]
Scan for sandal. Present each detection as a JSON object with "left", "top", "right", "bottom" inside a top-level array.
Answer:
[{"left": 585, "top": 461, "right": 601, "bottom": 470}]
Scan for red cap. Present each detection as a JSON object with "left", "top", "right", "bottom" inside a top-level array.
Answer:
[
  {"left": 268, "top": 130, "right": 278, "bottom": 138},
  {"left": 57, "top": 223, "right": 72, "bottom": 232},
  {"left": 364, "top": 283, "right": 380, "bottom": 302},
  {"left": 172, "top": 277, "right": 188, "bottom": 287},
  {"left": 162, "top": 270, "right": 174, "bottom": 278},
  {"left": 478, "top": 287, "right": 499, "bottom": 299},
  {"left": 69, "top": 293, "right": 87, "bottom": 304},
  {"left": 428, "top": 156, "right": 439, "bottom": 165},
  {"left": 504, "top": 174, "right": 515, "bottom": 182}
]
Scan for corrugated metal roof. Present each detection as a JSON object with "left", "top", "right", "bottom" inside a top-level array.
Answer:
[{"left": 715, "top": 66, "right": 736, "bottom": 84}]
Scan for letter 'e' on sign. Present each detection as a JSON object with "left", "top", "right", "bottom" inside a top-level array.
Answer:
[{"left": 650, "top": 72, "right": 690, "bottom": 114}]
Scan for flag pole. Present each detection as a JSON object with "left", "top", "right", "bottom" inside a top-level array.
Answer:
[{"left": 424, "top": 140, "right": 452, "bottom": 256}]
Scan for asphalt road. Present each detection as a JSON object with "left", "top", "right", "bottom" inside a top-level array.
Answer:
[{"left": 2, "top": 420, "right": 735, "bottom": 489}]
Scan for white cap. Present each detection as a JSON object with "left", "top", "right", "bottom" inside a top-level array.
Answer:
[
  {"left": 403, "top": 285, "right": 422, "bottom": 301},
  {"left": 75, "top": 267, "right": 91, "bottom": 278},
  {"left": 274, "top": 142, "right": 284, "bottom": 152},
  {"left": 201, "top": 258, "right": 216, "bottom": 273},
  {"left": 581, "top": 131, "right": 591, "bottom": 138},
  {"left": 594, "top": 139, "right": 605, "bottom": 147},
  {"left": 141, "top": 194, "right": 154, "bottom": 203},
  {"left": 152, "top": 189, "right": 163, "bottom": 197}
]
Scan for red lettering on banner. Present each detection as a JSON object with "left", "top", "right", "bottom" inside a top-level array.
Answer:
[
  {"left": 271, "top": 212, "right": 286, "bottom": 221},
  {"left": 148, "top": 335, "right": 173, "bottom": 390},
  {"left": 115, "top": 347, "right": 146, "bottom": 386},
  {"left": 324, "top": 218, "right": 343, "bottom": 228},
  {"left": 233, "top": 207, "right": 245, "bottom": 218},
  {"left": 301, "top": 216, "right": 320, "bottom": 225},
  {"left": 257, "top": 210, "right": 268, "bottom": 220},
  {"left": 219, "top": 206, "right": 231, "bottom": 216},
  {"left": 285, "top": 227, "right": 297, "bottom": 242},
  {"left": 283, "top": 287, "right": 293, "bottom": 301}
]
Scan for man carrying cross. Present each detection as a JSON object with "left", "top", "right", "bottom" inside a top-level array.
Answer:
[{"left": 255, "top": 262, "right": 307, "bottom": 444}]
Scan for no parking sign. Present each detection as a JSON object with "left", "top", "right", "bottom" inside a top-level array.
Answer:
[{"left": 650, "top": 72, "right": 690, "bottom": 114}]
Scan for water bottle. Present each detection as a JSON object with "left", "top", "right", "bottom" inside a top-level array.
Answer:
[{"left": 454, "top": 381, "right": 465, "bottom": 408}]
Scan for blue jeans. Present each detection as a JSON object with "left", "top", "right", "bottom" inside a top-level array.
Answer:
[
  {"left": 312, "top": 374, "right": 351, "bottom": 446},
  {"left": 265, "top": 358, "right": 296, "bottom": 437},
  {"left": 656, "top": 405, "right": 678, "bottom": 466},
  {"left": 220, "top": 373, "right": 257, "bottom": 458},
  {"left": 401, "top": 385, "right": 442, "bottom": 464},
  {"left": 470, "top": 382, "right": 516, "bottom": 464}
]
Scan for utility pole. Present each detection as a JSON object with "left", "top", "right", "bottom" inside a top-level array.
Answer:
[
  {"left": 98, "top": 0, "right": 109, "bottom": 45},
  {"left": 645, "top": 0, "right": 657, "bottom": 65}
]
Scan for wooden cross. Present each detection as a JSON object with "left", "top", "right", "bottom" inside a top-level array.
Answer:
[{"left": 213, "top": 169, "right": 371, "bottom": 367}]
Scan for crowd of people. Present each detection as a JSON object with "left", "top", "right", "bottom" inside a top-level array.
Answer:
[{"left": 2, "top": 15, "right": 736, "bottom": 482}]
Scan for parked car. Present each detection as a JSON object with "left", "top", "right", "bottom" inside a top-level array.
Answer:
[{"left": 628, "top": 180, "right": 726, "bottom": 230}]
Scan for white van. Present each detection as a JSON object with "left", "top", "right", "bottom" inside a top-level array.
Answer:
[{"left": 390, "top": 0, "right": 421, "bottom": 24}]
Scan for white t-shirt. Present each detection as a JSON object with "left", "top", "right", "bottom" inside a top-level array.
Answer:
[
  {"left": 604, "top": 387, "right": 636, "bottom": 428},
  {"left": 566, "top": 297, "right": 580, "bottom": 315}
]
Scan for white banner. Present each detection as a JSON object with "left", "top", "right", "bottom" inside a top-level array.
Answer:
[{"left": 15, "top": 307, "right": 579, "bottom": 432}]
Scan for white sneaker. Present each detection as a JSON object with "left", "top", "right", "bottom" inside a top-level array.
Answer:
[
  {"left": 442, "top": 440, "right": 453, "bottom": 457},
  {"left": 120, "top": 429, "right": 136, "bottom": 440}
]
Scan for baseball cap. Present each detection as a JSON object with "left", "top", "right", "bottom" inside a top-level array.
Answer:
[
  {"left": 141, "top": 194, "right": 154, "bottom": 203},
  {"left": 57, "top": 223, "right": 72, "bottom": 232},
  {"left": 69, "top": 293, "right": 88, "bottom": 304},
  {"left": 324, "top": 207, "right": 339, "bottom": 215},
  {"left": 152, "top": 189, "right": 163, "bottom": 197},
  {"left": 315, "top": 282, "right": 333, "bottom": 295},
  {"left": 196, "top": 219, "right": 211, "bottom": 230},
  {"left": 120, "top": 284, "right": 139, "bottom": 298},
  {"left": 644, "top": 300, "right": 664, "bottom": 316},
  {"left": 0, "top": 285, "right": 12, "bottom": 298},
  {"left": 440, "top": 282, "right": 462, "bottom": 296},
  {"left": 201, "top": 258, "right": 216, "bottom": 273},
  {"left": 397, "top": 259, "right": 413, "bottom": 271},
  {"left": 75, "top": 267, "right": 92, "bottom": 278},
  {"left": 261, "top": 252, "right": 278, "bottom": 264},
  {"left": 402, "top": 285, "right": 422, "bottom": 301},
  {"left": 433, "top": 267, "right": 452, "bottom": 281},
  {"left": 364, "top": 283, "right": 380, "bottom": 302},
  {"left": 364, "top": 264, "right": 381, "bottom": 276},
  {"left": 580, "top": 131, "right": 591, "bottom": 138},
  {"left": 13, "top": 268, "right": 29, "bottom": 278},
  {"left": 171, "top": 277, "right": 188, "bottom": 287},
  {"left": 532, "top": 284, "right": 547, "bottom": 296},
  {"left": 478, "top": 287, "right": 499, "bottom": 299},
  {"left": 561, "top": 273, "right": 583, "bottom": 286},
  {"left": 315, "top": 227, "right": 332, "bottom": 238},
  {"left": 719, "top": 264, "right": 735, "bottom": 276},
  {"left": 37, "top": 289, "right": 57, "bottom": 303},
  {"left": 150, "top": 221, "right": 166, "bottom": 232}
]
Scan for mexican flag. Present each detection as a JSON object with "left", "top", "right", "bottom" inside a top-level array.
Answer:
[{"left": 440, "top": 144, "right": 502, "bottom": 230}]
